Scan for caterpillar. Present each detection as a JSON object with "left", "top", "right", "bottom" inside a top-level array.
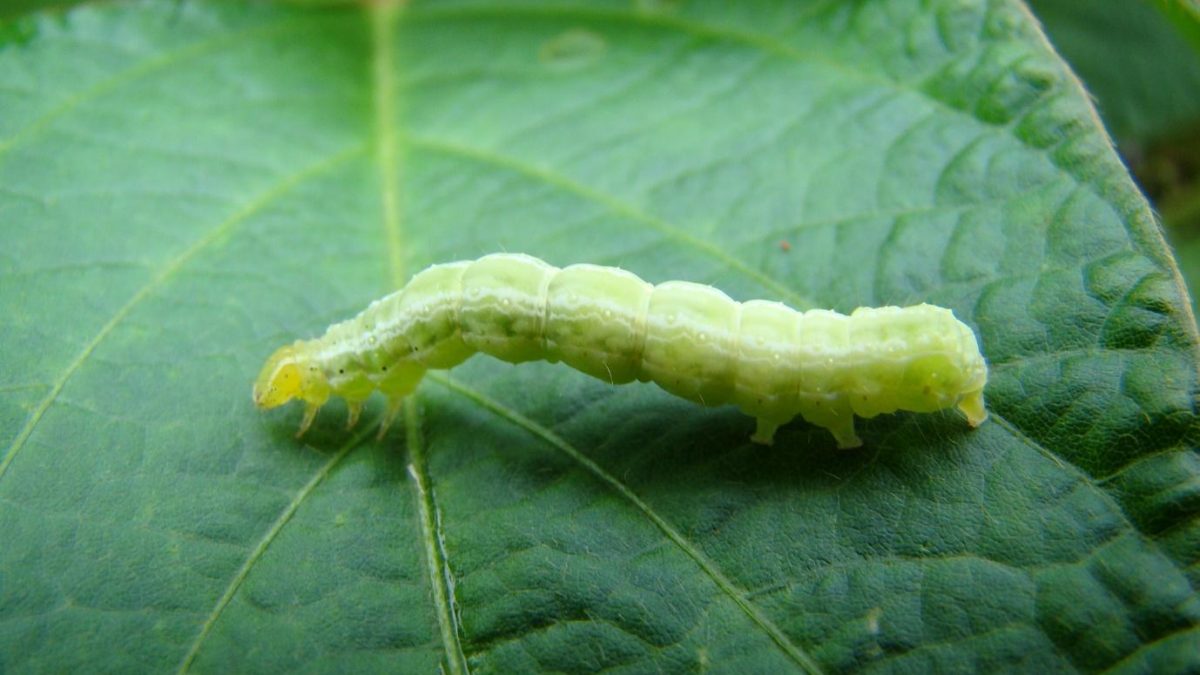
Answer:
[{"left": 253, "top": 253, "right": 988, "bottom": 448}]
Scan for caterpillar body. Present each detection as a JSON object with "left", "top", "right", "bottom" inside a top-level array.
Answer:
[{"left": 253, "top": 253, "right": 988, "bottom": 448}]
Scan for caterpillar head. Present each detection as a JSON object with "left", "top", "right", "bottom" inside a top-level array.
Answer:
[{"left": 253, "top": 342, "right": 329, "bottom": 410}]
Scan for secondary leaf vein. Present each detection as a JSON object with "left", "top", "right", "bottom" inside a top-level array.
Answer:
[
  {"left": 0, "top": 143, "right": 366, "bottom": 485},
  {"left": 405, "top": 134, "right": 816, "bottom": 310},
  {"left": 429, "top": 373, "right": 826, "bottom": 675},
  {"left": 175, "top": 429, "right": 370, "bottom": 673},
  {"left": 0, "top": 15, "right": 318, "bottom": 163}
]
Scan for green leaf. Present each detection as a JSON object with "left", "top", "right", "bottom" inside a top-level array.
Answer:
[
  {"left": 1028, "top": 0, "right": 1200, "bottom": 142},
  {"left": 2, "top": 1, "right": 1198, "bottom": 672}
]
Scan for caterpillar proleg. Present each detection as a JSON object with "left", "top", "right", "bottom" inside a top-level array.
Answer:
[{"left": 253, "top": 253, "right": 988, "bottom": 448}]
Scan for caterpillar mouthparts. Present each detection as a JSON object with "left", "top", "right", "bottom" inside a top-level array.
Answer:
[{"left": 254, "top": 253, "right": 987, "bottom": 448}]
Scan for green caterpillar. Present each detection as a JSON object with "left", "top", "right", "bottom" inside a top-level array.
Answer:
[{"left": 253, "top": 253, "right": 988, "bottom": 448}]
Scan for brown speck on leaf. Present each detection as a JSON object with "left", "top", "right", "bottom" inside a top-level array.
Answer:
[{"left": 779, "top": 240, "right": 791, "bottom": 252}]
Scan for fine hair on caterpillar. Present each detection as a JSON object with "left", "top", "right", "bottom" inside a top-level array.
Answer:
[{"left": 253, "top": 253, "right": 988, "bottom": 448}]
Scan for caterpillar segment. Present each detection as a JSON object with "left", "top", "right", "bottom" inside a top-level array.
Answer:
[{"left": 253, "top": 253, "right": 989, "bottom": 447}]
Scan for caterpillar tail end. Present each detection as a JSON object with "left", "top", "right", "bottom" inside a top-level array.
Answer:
[{"left": 957, "top": 390, "right": 988, "bottom": 428}]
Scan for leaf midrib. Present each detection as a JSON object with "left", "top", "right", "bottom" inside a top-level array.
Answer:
[{"left": 375, "top": 2, "right": 470, "bottom": 673}]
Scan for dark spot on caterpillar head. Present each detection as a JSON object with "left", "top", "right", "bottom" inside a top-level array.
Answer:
[
  {"left": 339, "top": 369, "right": 344, "bottom": 374},
  {"left": 382, "top": 365, "right": 388, "bottom": 372}
]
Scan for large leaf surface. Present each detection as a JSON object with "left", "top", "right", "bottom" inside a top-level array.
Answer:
[{"left": 1, "top": 1, "right": 1198, "bottom": 672}]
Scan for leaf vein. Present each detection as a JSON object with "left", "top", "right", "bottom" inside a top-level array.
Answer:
[
  {"left": 0, "top": 15, "right": 321, "bottom": 163},
  {"left": 406, "top": 402, "right": 469, "bottom": 674},
  {"left": 989, "top": 413, "right": 1199, "bottom": 590},
  {"left": 428, "top": 373, "right": 826, "bottom": 675},
  {"left": 372, "top": 0, "right": 407, "bottom": 289},
  {"left": 1100, "top": 625, "right": 1200, "bottom": 674},
  {"left": 0, "top": 143, "right": 366, "bottom": 486},
  {"left": 405, "top": 134, "right": 816, "bottom": 310},
  {"left": 175, "top": 429, "right": 369, "bottom": 673},
  {"left": 372, "top": 4, "right": 467, "bottom": 670}
]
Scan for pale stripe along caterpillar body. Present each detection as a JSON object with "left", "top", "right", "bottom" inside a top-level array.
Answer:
[{"left": 253, "top": 253, "right": 988, "bottom": 448}]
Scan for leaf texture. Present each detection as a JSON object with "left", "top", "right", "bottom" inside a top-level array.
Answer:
[{"left": 0, "top": 1, "right": 1197, "bottom": 672}]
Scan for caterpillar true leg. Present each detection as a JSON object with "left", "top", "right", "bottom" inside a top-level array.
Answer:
[
  {"left": 297, "top": 402, "right": 321, "bottom": 438},
  {"left": 374, "top": 362, "right": 425, "bottom": 439}
]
